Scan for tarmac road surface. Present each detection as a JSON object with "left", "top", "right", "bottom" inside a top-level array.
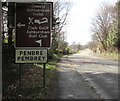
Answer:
[{"left": 56, "top": 49, "right": 119, "bottom": 99}]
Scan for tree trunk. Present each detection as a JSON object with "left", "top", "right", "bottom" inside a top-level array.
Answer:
[
  {"left": 118, "top": 1, "right": 120, "bottom": 51},
  {"left": 102, "top": 42, "right": 107, "bottom": 51}
]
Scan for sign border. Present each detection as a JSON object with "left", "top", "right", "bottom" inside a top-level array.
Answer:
[{"left": 15, "top": 48, "right": 48, "bottom": 63}]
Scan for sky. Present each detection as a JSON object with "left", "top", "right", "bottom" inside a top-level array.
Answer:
[{"left": 65, "top": 0, "right": 117, "bottom": 45}]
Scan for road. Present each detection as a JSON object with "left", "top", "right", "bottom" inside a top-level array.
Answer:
[{"left": 57, "top": 49, "right": 119, "bottom": 99}]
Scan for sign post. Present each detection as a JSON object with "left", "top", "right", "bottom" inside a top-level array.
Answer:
[
  {"left": 15, "top": 2, "right": 53, "bottom": 88},
  {"left": 43, "top": 63, "right": 46, "bottom": 88}
]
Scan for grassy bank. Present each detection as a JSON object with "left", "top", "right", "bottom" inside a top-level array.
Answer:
[
  {"left": 3, "top": 53, "right": 64, "bottom": 100},
  {"left": 96, "top": 51, "right": 119, "bottom": 61}
]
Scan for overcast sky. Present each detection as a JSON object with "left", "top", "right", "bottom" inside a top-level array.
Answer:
[{"left": 66, "top": 0, "right": 117, "bottom": 45}]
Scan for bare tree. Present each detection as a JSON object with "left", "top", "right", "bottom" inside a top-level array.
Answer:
[
  {"left": 52, "top": 0, "right": 72, "bottom": 52},
  {"left": 117, "top": 1, "right": 120, "bottom": 51},
  {"left": 91, "top": 4, "right": 115, "bottom": 51},
  {"left": 69, "top": 42, "right": 82, "bottom": 53}
]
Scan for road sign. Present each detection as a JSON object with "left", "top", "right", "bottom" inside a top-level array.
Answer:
[
  {"left": 15, "top": 2, "right": 52, "bottom": 47},
  {"left": 15, "top": 49, "right": 47, "bottom": 63}
]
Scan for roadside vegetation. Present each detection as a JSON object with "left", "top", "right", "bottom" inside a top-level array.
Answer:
[
  {"left": 95, "top": 51, "right": 119, "bottom": 61},
  {"left": 2, "top": 52, "right": 62, "bottom": 100}
]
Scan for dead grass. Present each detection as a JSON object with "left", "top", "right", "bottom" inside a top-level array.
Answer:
[{"left": 96, "top": 52, "right": 119, "bottom": 61}]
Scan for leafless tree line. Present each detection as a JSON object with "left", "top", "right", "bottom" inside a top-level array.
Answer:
[
  {"left": 51, "top": 0, "right": 72, "bottom": 53},
  {"left": 89, "top": 2, "right": 119, "bottom": 52}
]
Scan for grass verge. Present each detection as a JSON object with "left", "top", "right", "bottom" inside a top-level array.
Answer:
[{"left": 96, "top": 51, "right": 119, "bottom": 61}]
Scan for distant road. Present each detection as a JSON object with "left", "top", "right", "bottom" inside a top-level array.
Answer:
[{"left": 68, "top": 49, "right": 119, "bottom": 99}]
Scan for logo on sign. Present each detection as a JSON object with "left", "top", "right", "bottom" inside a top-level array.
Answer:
[{"left": 16, "top": 3, "right": 53, "bottom": 47}]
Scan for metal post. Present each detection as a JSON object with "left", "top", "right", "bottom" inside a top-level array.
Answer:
[
  {"left": 43, "top": 63, "right": 46, "bottom": 88},
  {"left": 21, "top": 64, "right": 23, "bottom": 76},
  {"left": 19, "top": 64, "right": 22, "bottom": 88}
]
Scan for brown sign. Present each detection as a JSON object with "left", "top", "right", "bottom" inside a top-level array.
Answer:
[{"left": 15, "top": 2, "right": 52, "bottom": 47}]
